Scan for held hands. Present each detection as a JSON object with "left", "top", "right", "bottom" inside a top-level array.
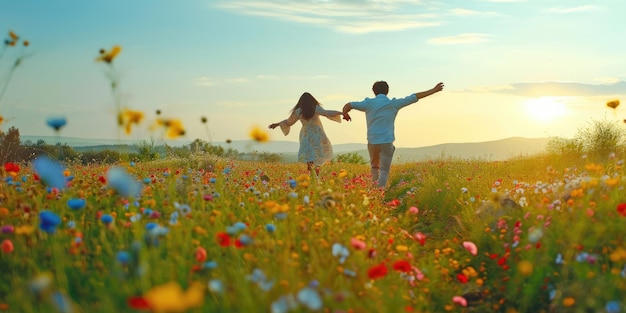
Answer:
[{"left": 342, "top": 113, "right": 351, "bottom": 122}]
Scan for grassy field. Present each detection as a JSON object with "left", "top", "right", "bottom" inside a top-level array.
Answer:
[{"left": 1, "top": 151, "right": 625, "bottom": 313}]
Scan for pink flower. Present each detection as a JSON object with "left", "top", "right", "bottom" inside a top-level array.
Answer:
[
  {"left": 462, "top": 241, "right": 478, "bottom": 256},
  {"left": 350, "top": 237, "right": 366, "bottom": 250},
  {"left": 414, "top": 232, "right": 426, "bottom": 246},
  {"left": 408, "top": 206, "right": 419, "bottom": 214},
  {"left": 452, "top": 296, "right": 467, "bottom": 307}
]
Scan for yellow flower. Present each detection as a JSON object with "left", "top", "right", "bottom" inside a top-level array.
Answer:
[
  {"left": 96, "top": 45, "right": 122, "bottom": 63},
  {"left": 606, "top": 99, "right": 620, "bottom": 109},
  {"left": 517, "top": 260, "right": 533, "bottom": 276},
  {"left": 143, "top": 281, "right": 204, "bottom": 313},
  {"left": 15, "top": 225, "right": 35, "bottom": 235},
  {"left": 609, "top": 247, "right": 626, "bottom": 262},
  {"left": 396, "top": 245, "right": 408, "bottom": 252},
  {"left": 120, "top": 109, "right": 144, "bottom": 135},
  {"left": 250, "top": 125, "right": 269, "bottom": 143},
  {"left": 0, "top": 115, "right": 4, "bottom": 125},
  {"left": 153, "top": 118, "right": 186, "bottom": 138},
  {"left": 8, "top": 31, "right": 18, "bottom": 40}
]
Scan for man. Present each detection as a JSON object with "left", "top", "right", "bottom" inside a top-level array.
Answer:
[{"left": 343, "top": 81, "right": 444, "bottom": 188}]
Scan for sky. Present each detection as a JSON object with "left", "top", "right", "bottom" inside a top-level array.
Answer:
[{"left": 1, "top": 0, "right": 625, "bottom": 148}]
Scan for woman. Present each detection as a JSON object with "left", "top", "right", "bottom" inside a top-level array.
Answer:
[{"left": 269, "top": 92, "right": 343, "bottom": 173}]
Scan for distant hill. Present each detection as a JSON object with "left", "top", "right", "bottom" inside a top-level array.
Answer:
[
  {"left": 393, "top": 137, "right": 551, "bottom": 162},
  {"left": 279, "top": 137, "right": 550, "bottom": 162},
  {"left": 20, "top": 135, "right": 550, "bottom": 162}
]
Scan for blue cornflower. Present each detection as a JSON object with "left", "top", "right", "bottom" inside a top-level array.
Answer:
[
  {"left": 101, "top": 214, "right": 114, "bottom": 225},
  {"left": 39, "top": 211, "right": 61, "bottom": 234},
  {"left": 67, "top": 198, "right": 86, "bottom": 210},
  {"left": 116, "top": 251, "right": 131, "bottom": 264},
  {"left": 265, "top": 224, "right": 276, "bottom": 233}
]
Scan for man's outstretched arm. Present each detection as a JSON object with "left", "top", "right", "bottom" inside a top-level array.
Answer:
[{"left": 415, "top": 82, "right": 444, "bottom": 100}]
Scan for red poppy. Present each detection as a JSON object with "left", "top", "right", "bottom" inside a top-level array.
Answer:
[
  {"left": 127, "top": 296, "right": 151, "bottom": 310},
  {"left": 216, "top": 232, "right": 231, "bottom": 247},
  {"left": 392, "top": 260, "right": 412, "bottom": 273},
  {"left": 367, "top": 263, "right": 388, "bottom": 280},
  {"left": 617, "top": 203, "right": 626, "bottom": 217},
  {"left": 4, "top": 162, "right": 19, "bottom": 173},
  {"left": 497, "top": 256, "right": 507, "bottom": 266},
  {"left": 456, "top": 273, "right": 469, "bottom": 284},
  {"left": 98, "top": 176, "right": 106, "bottom": 184}
]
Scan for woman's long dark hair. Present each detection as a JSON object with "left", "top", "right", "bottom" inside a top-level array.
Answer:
[{"left": 291, "top": 92, "right": 321, "bottom": 120}]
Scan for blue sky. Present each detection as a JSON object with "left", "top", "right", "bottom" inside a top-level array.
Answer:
[{"left": 1, "top": 0, "right": 625, "bottom": 148}]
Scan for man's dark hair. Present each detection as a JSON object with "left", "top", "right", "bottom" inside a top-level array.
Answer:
[{"left": 372, "top": 81, "right": 389, "bottom": 95}]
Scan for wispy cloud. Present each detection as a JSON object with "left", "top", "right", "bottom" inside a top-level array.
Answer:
[
  {"left": 225, "top": 78, "right": 250, "bottom": 83},
  {"left": 449, "top": 8, "right": 500, "bottom": 17},
  {"left": 213, "top": 0, "right": 443, "bottom": 34},
  {"left": 468, "top": 81, "right": 626, "bottom": 97},
  {"left": 428, "top": 33, "right": 492, "bottom": 45},
  {"left": 195, "top": 77, "right": 217, "bottom": 87},
  {"left": 194, "top": 76, "right": 249, "bottom": 87},
  {"left": 546, "top": 5, "right": 597, "bottom": 14},
  {"left": 196, "top": 74, "right": 329, "bottom": 87}
]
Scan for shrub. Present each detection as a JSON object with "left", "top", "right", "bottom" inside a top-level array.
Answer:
[
  {"left": 575, "top": 119, "right": 626, "bottom": 161},
  {"left": 334, "top": 152, "right": 367, "bottom": 164}
]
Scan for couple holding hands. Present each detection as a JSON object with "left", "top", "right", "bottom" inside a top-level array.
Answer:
[{"left": 269, "top": 81, "right": 444, "bottom": 189}]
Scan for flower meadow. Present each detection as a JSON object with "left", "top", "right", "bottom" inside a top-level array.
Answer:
[
  {"left": 2, "top": 30, "right": 626, "bottom": 313},
  {"left": 1, "top": 151, "right": 626, "bottom": 313}
]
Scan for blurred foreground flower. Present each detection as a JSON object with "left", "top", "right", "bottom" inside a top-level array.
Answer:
[
  {"left": 96, "top": 45, "right": 122, "bottom": 63},
  {"left": 32, "top": 156, "right": 66, "bottom": 190},
  {"left": 5, "top": 30, "right": 28, "bottom": 47},
  {"left": 46, "top": 117, "right": 67, "bottom": 132},
  {"left": 140, "top": 281, "right": 204, "bottom": 312},
  {"left": 107, "top": 166, "right": 142, "bottom": 198},
  {"left": 250, "top": 125, "right": 269, "bottom": 143},
  {"left": 607, "top": 99, "right": 620, "bottom": 109},
  {"left": 119, "top": 109, "right": 144, "bottom": 135},
  {"left": 153, "top": 118, "right": 185, "bottom": 139}
]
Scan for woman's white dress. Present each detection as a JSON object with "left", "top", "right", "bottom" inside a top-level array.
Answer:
[{"left": 278, "top": 106, "right": 341, "bottom": 165}]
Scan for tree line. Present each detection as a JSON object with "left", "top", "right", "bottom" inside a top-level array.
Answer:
[{"left": 0, "top": 126, "right": 285, "bottom": 165}]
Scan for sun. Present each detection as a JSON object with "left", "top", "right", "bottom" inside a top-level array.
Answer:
[{"left": 523, "top": 97, "right": 568, "bottom": 122}]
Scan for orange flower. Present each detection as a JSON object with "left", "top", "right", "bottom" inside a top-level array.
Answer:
[{"left": 96, "top": 45, "right": 122, "bottom": 63}]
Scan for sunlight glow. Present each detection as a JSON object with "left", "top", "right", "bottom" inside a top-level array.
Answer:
[{"left": 523, "top": 97, "right": 568, "bottom": 122}]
